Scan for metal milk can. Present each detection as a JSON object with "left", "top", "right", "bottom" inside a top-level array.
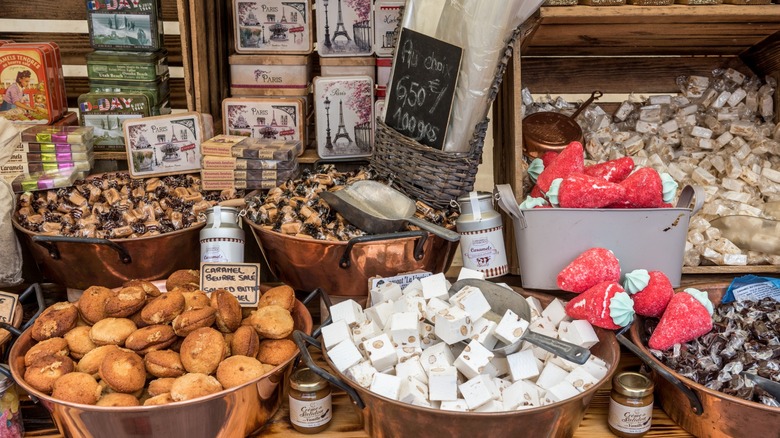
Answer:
[
  {"left": 200, "top": 206, "right": 245, "bottom": 263},
  {"left": 455, "top": 191, "right": 508, "bottom": 278}
]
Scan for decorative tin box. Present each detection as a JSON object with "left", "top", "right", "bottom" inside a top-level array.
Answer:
[
  {"left": 319, "top": 56, "right": 376, "bottom": 80},
  {"left": 86, "top": 0, "right": 164, "bottom": 51},
  {"left": 233, "top": 0, "right": 313, "bottom": 54},
  {"left": 123, "top": 112, "right": 205, "bottom": 178},
  {"left": 373, "top": 1, "right": 403, "bottom": 57},
  {"left": 86, "top": 49, "right": 169, "bottom": 81},
  {"left": 313, "top": 75, "right": 374, "bottom": 159},
  {"left": 90, "top": 73, "right": 171, "bottom": 107},
  {"left": 222, "top": 97, "right": 306, "bottom": 143},
  {"left": 316, "top": 0, "right": 373, "bottom": 57},
  {"left": 0, "top": 44, "right": 62, "bottom": 124},
  {"left": 78, "top": 92, "right": 153, "bottom": 150},
  {"left": 229, "top": 54, "right": 312, "bottom": 96}
]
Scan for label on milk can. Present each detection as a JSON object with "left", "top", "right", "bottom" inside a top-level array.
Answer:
[{"left": 459, "top": 226, "right": 508, "bottom": 278}]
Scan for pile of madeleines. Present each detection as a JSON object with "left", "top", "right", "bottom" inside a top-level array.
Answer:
[{"left": 20, "top": 269, "right": 299, "bottom": 406}]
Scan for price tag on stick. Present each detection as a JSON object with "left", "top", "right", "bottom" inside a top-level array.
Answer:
[
  {"left": 200, "top": 263, "right": 261, "bottom": 307},
  {"left": 384, "top": 28, "right": 462, "bottom": 150}
]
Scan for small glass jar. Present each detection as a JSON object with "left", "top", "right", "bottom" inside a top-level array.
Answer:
[
  {"left": 0, "top": 376, "right": 23, "bottom": 438},
  {"left": 289, "top": 367, "right": 332, "bottom": 434},
  {"left": 608, "top": 372, "right": 654, "bottom": 438}
]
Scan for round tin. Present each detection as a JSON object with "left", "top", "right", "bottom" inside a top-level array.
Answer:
[
  {"left": 455, "top": 192, "right": 509, "bottom": 278},
  {"left": 200, "top": 206, "right": 245, "bottom": 263}
]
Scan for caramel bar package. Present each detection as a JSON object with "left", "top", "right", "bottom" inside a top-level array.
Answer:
[{"left": 231, "top": 138, "right": 303, "bottom": 160}]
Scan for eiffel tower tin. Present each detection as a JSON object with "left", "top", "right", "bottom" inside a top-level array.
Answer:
[
  {"left": 233, "top": 0, "right": 313, "bottom": 54},
  {"left": 222, "top": 97, "right": 306, "bottom": 144},
  {"left": 313, "top": 75, "right": 374, "bottom": 159},
  {"left": 315, "top": 0, "right": 373, "bottom": 57}
]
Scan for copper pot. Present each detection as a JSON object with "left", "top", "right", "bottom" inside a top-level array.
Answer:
[
  {"left": 296, "top": 288, "right": 620, "bottom": 438},
  {"left": 628, "top": 283, "right": 780, "bottom": 437},
  {"left": 247, "top": 222, "right": 458, "bottom": 297},
  {"left": 522, "top": 91, "right": 602, "bottom": 158},
  {"left": 13, "top": 221, "right": 203, "bottom": 290},
  {"left": 7, "top": 284, "right": 315, "bottom": 438}
]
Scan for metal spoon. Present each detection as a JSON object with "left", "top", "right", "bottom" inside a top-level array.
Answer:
[
  {"left": 448, "top": 279, "right": 591, "bottom": 364},
  {"left": 741, "top": 372, "right": 780, "bottom": 400}
]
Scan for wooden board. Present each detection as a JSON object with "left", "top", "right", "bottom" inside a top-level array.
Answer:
[{"left": 2, "top": 0, "right": 180, "bottom": 21}]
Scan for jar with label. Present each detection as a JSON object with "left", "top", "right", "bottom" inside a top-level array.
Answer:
[
  {"left": 455, "top": 191, "right": 509, "bottom": 278},
  {"left": 0, "top": 376, "right": 23, "bottom": 438},
  {"left": 289, "top": 367, "right": 332, "bottom": 434},
  {"left": 200, "top": 206, "right": 245, "bottom": 263},
  {"left": 608, "top": 371, "right": 654, "bottom": 438}
]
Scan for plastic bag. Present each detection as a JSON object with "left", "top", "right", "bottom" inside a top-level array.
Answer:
[{"left": 0, "top": 118, "right": 23, "bottom": 287}]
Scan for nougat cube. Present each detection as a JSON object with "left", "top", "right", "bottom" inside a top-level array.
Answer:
[
  {"left": 329, "top": 339, "right": 364, "bottom": 373},
  {"left": 402, "top": 279, "right": 424, "bottom": 297},
  {"left": 352, "top": 319, "right": 382, "bottom": 350},
  {"left": 469, "top": 318, "right": 499, "bottom": 350},
  {"left": 399, "top": 377, "right": 430, "bottom": 407},
  {"left": 494, "top": 309, "right": 529, "bottom": 345},
  {"left": 365, "top": 301, "right": 394, "bottom": 330},
  {"left": 454, "top": 339, "right": 495, "bottom": 380},
  {"left": 421, "top": 272, "right": 449, "bottom": 301},
  {"left": 536, "top": 362, "right": 569, "bottom": 390},
  {"left": 321, "top": 319, "right": 352, "bottom": 350},
  {"left": 370, "top": 282, "right": 402, "bottom": 305},
  {"left": 459, "top": 374, "right": 499, "bottom": 410},
  {"left": 541, "top": 298, "right": 570, "bottom": 328},
  {"left": 362, "top": 333, "right": 398, "bottom": 371},
  {"left": 393, "top": 296, "right": 425, "bottom": 321},
  {"left": 503, "top": 379, "right": 541, "bottom": 410},
  {"left": 419, "top": 322, "right": 438, "bottom": 350},
  {"left": 474, "top": 399, "right": 503, "bottom": 412},
  {"left": 395, "top": 356, "right": 428, "bottom": 384},
  {"left": 545, "top": 381, "right": 580, "bottom": 403},
  {"left": 439, "top": 399, "right": 469, "bottom": 412},
  {"left": 457, "top": 267, "right": 486, "bottom": 281},
  {"left": 345, "top": 360, "right": 378, "bottom": 388},
  {"left": 425, "top": 297, "right": 450, "bottom": 324},
  {"left": 420, "top": 341, "right": 455, "bottom": 373},
  {"left": 565, "top": 366, "right": 601, "bottom": 393},
  {"left": 389, "top": 311, "right": 422, "bottom": 347},
  {"left": 525, "top": 296, "right": 544, "bottom": 321},
  {"left": 370, "top": 373, "right": 403, "bottom": 400},
  {"left": 559, "top": 319, "right": 599, "bottom": 349},
  {"left": 428, "top": 366, "right": 458, "bottom": 401},
  {"left": 330, "top": 299, "right": 366, "bottom": 327},
  {"left": 507, "top": 349, "right": 541, "bottom": 382},
  {"left": 449, "top": 285, "right": 491, "bottom": 321},
  {"left": 434, "top": 306, "right": 473, "bottom": 345}
]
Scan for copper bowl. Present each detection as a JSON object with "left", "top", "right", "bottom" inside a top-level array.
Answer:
[
  {"left": 522, "top": 91, "right": 602, "bottom": 159},
  {"left": 8, "top": 285, "right": 314, "bottom": 438},
  {"left": 628, "top": 283, "right": 780, "bottom": 437},
  {"left": 247, "top": 221, "right": 458, "bottom": 297},
  {"left": 299, "top": 288, "right": 620, "bottom": 438}
]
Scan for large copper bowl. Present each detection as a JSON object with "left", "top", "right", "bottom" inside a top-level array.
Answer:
[
  {"left": 305, "top": 288, "right": 620, "bottom": 438},
  {"left": 629, "top": 283, "right": 780, "bottom": 437},
  {"left": 247, "top": 222, "right": 458, "bottom": 297},
  {"left": 8, "top": 288, "right": 313, "bottom": 438}
]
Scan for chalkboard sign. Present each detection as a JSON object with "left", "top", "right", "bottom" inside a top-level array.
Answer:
[
  {"left": 200, "top": 262, "right": 261, "bottom": 307},
  {"left": 384, "top": 28, "right": 462, "bottom": 150}
]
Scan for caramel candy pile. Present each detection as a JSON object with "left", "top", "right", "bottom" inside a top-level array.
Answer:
[
  {"left": 647, "top": 297, "right": 780, "bottom": 407},
  {"left": 246, "top": 165, "right": 457, "bottom": 241},
  {"left": 15, "top": 172, "right": 241, "bottom": 239},
  {"left": 21, "top": 272, "right": 299, "bottom": 407},
  {"left": 523, "top": 68, "right": 780, "bottom": 267}
]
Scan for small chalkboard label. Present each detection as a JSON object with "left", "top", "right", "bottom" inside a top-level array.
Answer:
[
  {"left": 0, "top": 291, "right": 18, "bottom": 324},
  {"left": 200, "top": 263, "right": 261, "bottom": 307},
  {"left": 385, "top": 28, "right": 462, "bottom": 150}
]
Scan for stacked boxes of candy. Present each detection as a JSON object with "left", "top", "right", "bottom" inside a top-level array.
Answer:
[{"left": 200, "top": 135, "right": 302, "bottom": 191}]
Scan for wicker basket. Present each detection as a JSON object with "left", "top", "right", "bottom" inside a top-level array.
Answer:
[{"left": 370, "top": 26, "right": 522, "bottom": 210}]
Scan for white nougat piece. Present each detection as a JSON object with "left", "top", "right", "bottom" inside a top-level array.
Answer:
[
  {"left": 399, "top": 377, "right": 430, "bottom": 407},
  {"left": 494, "top": 309, "right": 529, "bottom": 345},
  {"left": 420, "top": 341, "right": 455, "bottom": 373},
  {"left": 419, "top": 322, "right": 438, "bottom": 350},
  {"left": 454, "top": 339, "right": 495, "bottom": 380},
  {"left": 329, "top": 339, "right": 365, "bottom": 373},
  {"left": 345, "top": 361, "right": 378, "bottom": 388},
  {"left": 330, "top": 299, "right": 366, "bottom": 327},
  {"left": 352, "top": 319, "right": 382, "bottom": 349},
  {"left": 459, "top": 374, "right": 499, "bottom": 410},
  {"left": 439, "top": 399, "right": 469, "bottom": 412},
  {"left": 548, "top": 355, "right": 579, "bottom": 373},
  {"left": 506, "top": 349, "right": 540, "bottom": 382},
  {"left": 487, "top": 356, "right": 510, "bottom": 379},
  {"left": 529, "top": 316, "right": 558, "bottom": 339},
  {"left": 536, "top": 362, "right": 569, "bottom": 390},
  {"left": 541, "top": 298, "right": 570, "bottom": 328},
  {"left": 393, "top": 296, "right": 425, "bottom": 320},
  {"left": 457, "top": 267, "right": 486, "bottom": 281},
  {"left": 565, "top": 366, "right": 600, "bottom": 393},
  {"left": 425, "top": 297, "right": 450, "bottom": 324},
  {"left": 530, "top": 345, "right": 553, "bottom": 363},
  {"left": 449, "top": 286, "right": 491, "bottom": 321},
  {"left": 321, "top": 319, "right": 352, "bottom": 350},
  {"left": 370, "top": 282, "right": 402, "bottom": 305},
  {"left": 469, "top": 318, "right": 499, "bottom": 350},
  {"left": 370, "top": 373, "right": 403, "bottom": 401},
  {"left": 397, "top": 345, "right": 423, "bottom": 364},
  {"left": 389, "top": 311, "right": 422, "bottom": 347},
  {"left": 428, "top": 366, "right": 458, "bottom": 401},
  {"left": 402, "top": 279, "right": 424, "bottom": 296},
  {"left": 364, "top": 301, "right": 394, "bottom": 330},
  {"left": 545, "top": 381, "right": 580, "bottom": 403},
  {"left": 474, "top": 399, "right": 503, "bottom": 412},
  {"left": 559, "top": 319, "right": 599, "bottom": 348},
  {"left": 362, "top": 333, "right": 398, "bottom": 371},
  {"left": 434, "top": 306, "right": 473, "bottom": 345},
  {"left": 525, "top": 296, "right": 544, "bottom": 321},
  {"left": 421, "top": 273, "right": 450, "bottom": 301},
  {"left": 395, "top": 356, "right": 428, "bottom": 384},
  {"left": 502, "top": 379, "right": 541, "bottom": 410}
]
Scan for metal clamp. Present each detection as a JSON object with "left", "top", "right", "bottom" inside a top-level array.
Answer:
[
  {"left": 340, "top": 230, "right": 428, "bottom": 269},
  {"left": 32, "top": 235, "right": 132, "bottom": 264}
]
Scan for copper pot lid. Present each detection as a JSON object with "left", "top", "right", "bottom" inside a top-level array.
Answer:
[{"left": 522, "top": 91, "right": 602, "bottom": 158}]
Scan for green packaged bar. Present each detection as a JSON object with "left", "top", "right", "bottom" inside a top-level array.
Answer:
[
  {"left": 86, "top": 0, "right": 164, "bottom": 51},
  {"left": 89, "top": 73, "right": 170, "bottom": 106},
  {"left": 20, "top": 126, "right": 95, "bottom": 144},
  {"left": 87, "top": 49, "right": 168, "bottom": 81},
  {"left": 17, "top": 142, "right": 93, "bottom": 153}
]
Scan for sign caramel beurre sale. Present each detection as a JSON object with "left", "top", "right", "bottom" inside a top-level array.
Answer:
[
  {"left": 0, "top": 291, "right": 18, "bottom": 324},
  {"left": 200, "top": 262, "right": 261, "bottom": 307}
]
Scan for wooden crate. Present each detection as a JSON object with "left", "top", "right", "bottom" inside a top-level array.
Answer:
[{"left": 493, "top": 5, "right": 780, "bottom": 276}]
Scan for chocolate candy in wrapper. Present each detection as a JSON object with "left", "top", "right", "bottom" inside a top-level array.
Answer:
[
  {"left": 17, "top": 142, "right": 93, "bottom": 153},
  {"left": 11, "top": 168, "right": 85, "bottom": 193},
  {"left": 20, "top": 125, "right": 95, "bottom": 144},
  {"left": 231, "top": 139, "right": 303, "bottom": 160}
]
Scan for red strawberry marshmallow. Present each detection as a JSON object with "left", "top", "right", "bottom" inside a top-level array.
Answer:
[
  {"left": 648, "top": 288, "right": 713, "bottom": 350},
  {"left": 534, "top": 141, "right": 585, "bottom": 196},
  {"left": 557, "top": 173, "right": 627, "bottom": 208},
  {"left": 541, "top": 151, "right": 559, "bottom": 167},
  {"left": 557, "top": 247, "right": 621, "bottom": 293},
  {"left": 565, "top": 281, "right": 634, "bottom": 330},
  {"left": 584, "top": 157, "right": 635, "bottom": 183},
  {"left": 624, "top": 270, "right": 674, "bottom": 318},
  {"left": 616, "top": 167, "right": 664, "bottom": 208}
]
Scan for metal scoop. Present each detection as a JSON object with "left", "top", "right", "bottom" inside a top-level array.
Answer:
[
  {"left": 318, "top": 180, "right": 461, "bottom": 242},
  {"left": 448, "top": 279, "right": 591, "bottom": 364},
  {"left": 741, "top": 372, "right": 780, "bottom": 400}
]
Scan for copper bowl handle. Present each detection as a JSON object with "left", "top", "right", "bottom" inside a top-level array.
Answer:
[
  {"left": 616, "top": 329, "right": 704, "bottom": 415},
  {"left": 340, "top": 230, "right": 429, "bottom": 269},
  {"left": 570, "top": 90, "right": 603, "bottom": 120},
  {"left": 32, "top": 235, "right": 132, "bottom": 264}
]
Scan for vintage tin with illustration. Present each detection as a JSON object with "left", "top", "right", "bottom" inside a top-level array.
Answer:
[
  {"left": 233, "top": 0, "right": 313, "bottom": 54},
  {"left": 86, "top": 0, "right": 164, "bottom": 51},
  {"left": 86, "top": 49, "right": 169, "bottom": 81},
  {"left": 223, "top": 97, "right": 306, "bottom": 143},
  {"left": 313, "top": 75, "right": 374, "bottom": 160},
  {"left": 316, "top": 0, "right": 373, "bottom": 57},
  {"left": 229, "top": 54, "right": 312, "bottom": 96}
]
